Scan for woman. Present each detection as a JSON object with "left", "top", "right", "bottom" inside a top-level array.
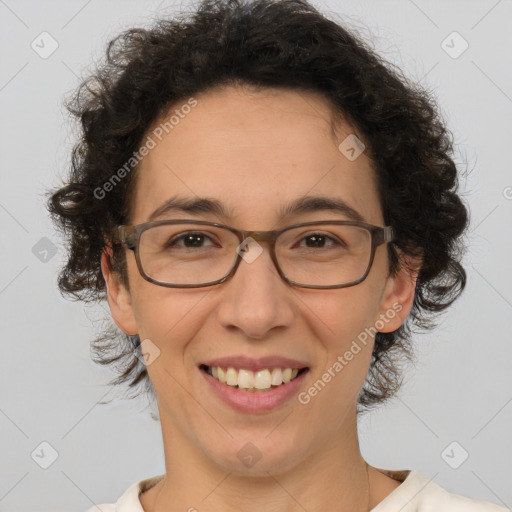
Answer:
[{"left": 48, "top": 0, "right": 507, "bottom": 510}]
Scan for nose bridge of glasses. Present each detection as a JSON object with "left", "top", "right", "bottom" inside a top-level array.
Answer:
[
  {"left": 236, "top": 230, "right": 282, "bottom": 261},
  {"left": 241, "top": 230, "right": 277, "bottom": 246},
  {"left": 232, "top": 229, "right": 284, "bottom": 287}
]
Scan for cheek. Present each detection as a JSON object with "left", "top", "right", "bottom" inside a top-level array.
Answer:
[
  {"left": 298, "top": 285, "right": 384, "bottom": 398},
  {"left": 132, "top": 286, "right": 210, "bottom": 342},
  {"left": 129, "top": 285, "right": 216, "bottom": 406},
  {"left": 304, "top": 284, "right": 383, "bottom": 350},
  {"left": 330, "top": 299, "right": 377, "bottom": 371},
  {"left": 296, "top": 299, "right": 376, "bottom": 428},
  {"left": 125, "top": 256, "right": 211, "bottom": 359}
]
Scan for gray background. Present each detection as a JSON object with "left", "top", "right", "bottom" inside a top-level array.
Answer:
[{"left": 1, "top": 0, "right": 511, "bottom": 510}]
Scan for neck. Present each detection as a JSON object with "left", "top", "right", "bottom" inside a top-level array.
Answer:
[{"left": 144, "top": 407, "right": 373, "bottom": 512}]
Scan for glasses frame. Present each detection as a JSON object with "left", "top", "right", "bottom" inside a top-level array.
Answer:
[{"left": 114, "top": 219, "right": 394, "bottom": 289}]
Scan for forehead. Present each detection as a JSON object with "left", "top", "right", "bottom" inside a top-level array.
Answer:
[{"left": 129, "top": 85, "right": 383, "bottom": 227}]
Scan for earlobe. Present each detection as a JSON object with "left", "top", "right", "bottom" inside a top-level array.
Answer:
[
  {"left": 377, "top": 253, "right": 421, "bottom": 333},
  {"left": 101, "top": 249, "right": 138, "bottom": 335}
]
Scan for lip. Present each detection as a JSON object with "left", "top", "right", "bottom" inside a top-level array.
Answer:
[
  {"left": 200, "top": 355, "right": 310, "bottom": 372},
  {"left": 200, "top": 366, "right": 310, "bottom": 413}
]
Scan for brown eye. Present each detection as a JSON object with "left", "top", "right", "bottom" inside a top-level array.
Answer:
[{"left": 167, "top": 232, "right": 215, "bottom": 248}]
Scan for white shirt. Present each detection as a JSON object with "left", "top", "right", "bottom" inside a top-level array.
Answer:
[{"left": 86, "top": 469, "right": 509, "bottom": 511}]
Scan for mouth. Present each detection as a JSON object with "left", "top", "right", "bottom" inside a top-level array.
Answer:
[{"left": 199, "top": 364, "right": 309, "bottom": 393}]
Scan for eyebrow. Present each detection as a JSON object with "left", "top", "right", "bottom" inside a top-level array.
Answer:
[
  {"left": 278, "top": 195, "right": 365, "bottom": 223},
  {"left": 148, "top": 195, "right": 234, "bottom": 221},
  {"left": 147, "top": 194, "right": 365, "bottom": 223}
]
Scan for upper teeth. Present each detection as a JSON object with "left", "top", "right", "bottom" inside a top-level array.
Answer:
[{"left": 209, "top": 366, "right": 300, "bottom": 390}]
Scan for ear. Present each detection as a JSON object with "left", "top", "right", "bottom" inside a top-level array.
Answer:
[
  {"left": 101, "top": 248, "right": 138, "bottom": 335},
  {"left": 376, "top": 252, "right": 421, "bottom": 333}
]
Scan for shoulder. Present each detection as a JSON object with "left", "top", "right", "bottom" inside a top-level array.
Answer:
[
  {"left": 416, "top": 478, "right": 508, "bottom": 511},
  {"left": 84, "top": 474, "right": 165, "bottom": 512},
  {"left": 372, "top": 469, "right": 509, "bottom": 512}
]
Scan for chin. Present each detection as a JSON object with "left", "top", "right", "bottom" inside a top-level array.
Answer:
[{"left": 204, "top": 436, "right": 305, "bottom": 477}]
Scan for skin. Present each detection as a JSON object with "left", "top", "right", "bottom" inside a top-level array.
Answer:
[{"left": 101, "top": 84, "right": 419, "bottom": 512}]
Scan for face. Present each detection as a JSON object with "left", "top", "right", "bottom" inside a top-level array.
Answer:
[{"left": 102, "top": 85, "right": 416, "bottom": 476}]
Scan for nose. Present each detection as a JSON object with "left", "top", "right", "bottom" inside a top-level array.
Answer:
[{"left": 215, "top": 239, "right": 296, "bottom": 339}]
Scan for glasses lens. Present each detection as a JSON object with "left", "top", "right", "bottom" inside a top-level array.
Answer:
[
  {"left": 138, "top": 223, "right": 239, "bottom": 285},
  {"left": 276, "top": 223, "right": 372, "bottom": 287}
]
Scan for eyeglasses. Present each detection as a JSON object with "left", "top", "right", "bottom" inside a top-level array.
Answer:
[{"left": 114, "top": 219, "right": 394, "bottom": 289}]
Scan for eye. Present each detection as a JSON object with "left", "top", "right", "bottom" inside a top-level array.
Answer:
[
  {"left": 167, "top": 231, "right": 217, "bottom": 249},
  {"left": 296, "top": 232, "right": 346, "bottom": 249}
]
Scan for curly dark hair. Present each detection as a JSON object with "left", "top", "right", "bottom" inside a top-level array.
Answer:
[{"left": 48, "top": 0, "right": 469, "bottom": 413}]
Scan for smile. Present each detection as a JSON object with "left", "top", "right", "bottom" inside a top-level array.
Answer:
[{"left": 200, "top": 364, "right": 307, "bottom": 392}]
